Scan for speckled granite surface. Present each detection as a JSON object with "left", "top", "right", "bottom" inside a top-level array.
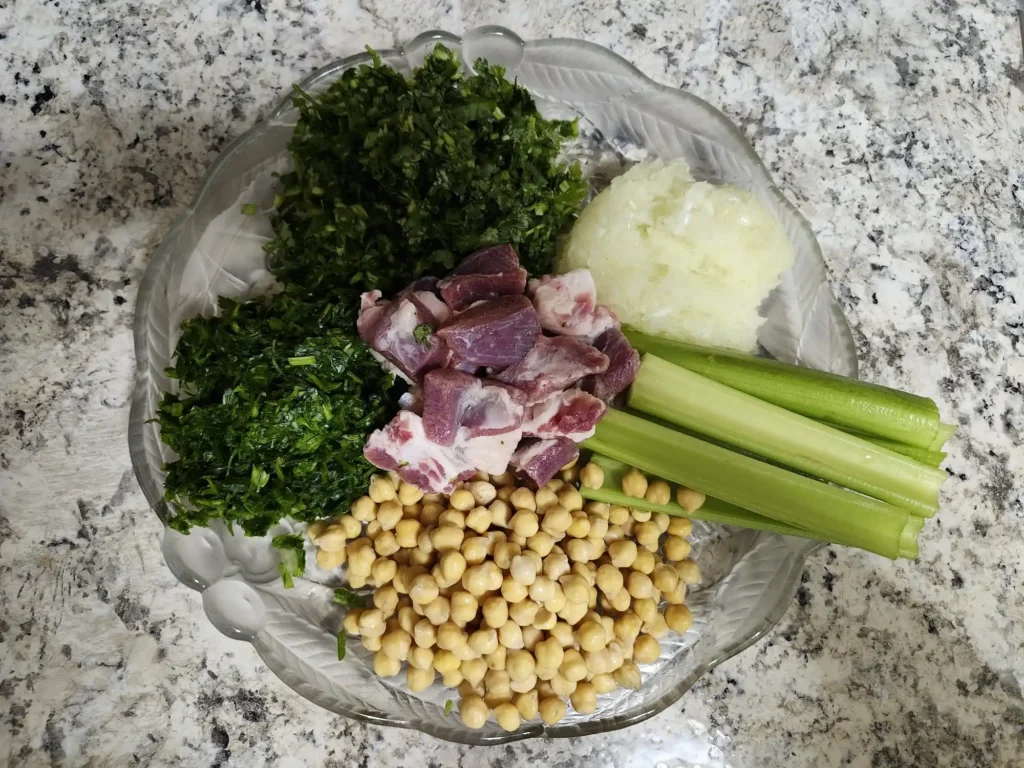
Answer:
[{"left": 1, "top": 1, "right": 1022, "bottom": 766}]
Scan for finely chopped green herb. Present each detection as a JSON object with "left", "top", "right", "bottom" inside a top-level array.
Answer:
[{"left": 158, "top": 46, "right": 585, "bottom": 537}]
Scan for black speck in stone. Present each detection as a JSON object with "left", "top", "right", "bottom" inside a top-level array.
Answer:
[
  {"left": 951, "top": 570, "right": 964, "bottom": 589},
  {"left": 36, "top": 196, "right": 48, "bottom": 203},
  {"left": 32, "top": 63, "right": 41, "bottom": 74},
  {"left": 61, "top": 644, "right": 72, "bottom": 659},
  {"left": 825, "top": 148, "right": 834, "bottom": 157},
  {"left": 39, "top": 130, "right": 46, "bottom": 137},
  {"left": 31, "top": 85, "right": 56, "bottom": 116},
  {"left": 973, "top": 519, "right": 989, "bottom": 537},
  {"left": 20, "top": 208, "right": 29, "bottom": 216},
  {"left": 822, "top": 571, "right": 835, "bottom": 592},
  {"left": 114, "top": 295, "right": 126, "bottom": 305},
  {"left": 926, "top": 615, "right": 940, "bottom": 634},
  {"left": 18, "top": 294, "right": 36, "bottom": 309},
  {"left": 231, "top": 689, "right": 268, "bottom": 722},
  {"left": 956, "top": 679, "right": 970, "bottom": 696},
  {"left": 211, "top": 725, "right": 229, "bottom": 749},
  {"left": 872, "top": 292, "right": 878, "bottom": 304},
  {"left": 630, "top": 23, "right": 647, "bottom": 39},
  {"left": 796, "top": 585, "right": 811, "bottom": 608}
]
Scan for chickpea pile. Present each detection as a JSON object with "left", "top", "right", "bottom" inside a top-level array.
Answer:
[{"left": 307, "top": 461, "right": 702, "bottom": 732}]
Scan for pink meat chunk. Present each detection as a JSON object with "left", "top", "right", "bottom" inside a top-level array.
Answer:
[
  {"left": 528, "top": 269, "right": 620, "bottom": 340},
  {"left": 422, "top": 369, "right": 525, "bottom": 446},
  {"left": 522, "top": 389, "right": 607, "bottom": 442},
  {"left": 364, "top": 411, "right": 520, "bottom": 493},
  {"left": 357, "top": 293, "right": 450, "bottom": 382},
  {"left": 453, "top": 244, "right": 521, "bottom": 276},
  {"left": 440, "top": 270, "right": 528, "bottom": 312},
  {"left": 436, "top": 295, "right": 541, "bottom": 368},
  {"left": 584, "top": 328, "right": 641, "bottom": 402},
  {"left": 494, "top": 335, "right": 610, "bottom": 404},
  {"left": 511, "top": 438, "right": 580, "bottom": 487}
]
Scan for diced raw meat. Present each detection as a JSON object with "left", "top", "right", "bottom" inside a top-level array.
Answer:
[
  {"left": 522, "top": 389, "right": 606, "bottom": 442},
  {"left": 364, "top": 411, "right": 521, "bottom": 493},
  {"left": 360, "top": 295, "right": 450, "bottom": 382},
  {"left": 436, "top": 295, "right": 541, "bottom": 368},
  {"left": 584, "top": 328, "right": 641, "bottom": 402},
  {"left": 439, "top": 270, "right": 528, "bottom": 312},
  {"left": 528, "top": 269, "right": 619, "bottom": 340},
  {"left": 511, "top": 438, "right": 580, "bottom": 487},
  {"left": 364, "top": 411, "right": 467, "bottom": 494},
  {"left": 399, "top": 276, "right": 440, "bottom": 295},
  {"left": 407, "top": 290, "right": 452, "bottom": 327},
  {"left": 422, "top": 369, "right": 525, "bottom": 446},
  {"left": 453, "top": 244, "right": 521, "bottom": 276},
  {"left": 494, "top": 335, "right": 609, "bottom": 404}
]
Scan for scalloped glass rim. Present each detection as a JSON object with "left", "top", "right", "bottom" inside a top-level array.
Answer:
[{"left": 129, "top": 26, "right": 854, "bottom": 745}]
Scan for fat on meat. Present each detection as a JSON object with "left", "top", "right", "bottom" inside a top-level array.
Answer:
[
  {"left": 494, "top": 335, "right": 609, "bottom": 404},
  {"left": 356, "top": 291, "right": 450, "bottom": 382},
  {"left": 583, "top": 328, "right": 641, "bottom": 402},
  {"left": 510, "top": 437, "right": 580, "bottom": 487},
  {"left": 522, "top": 389, "right": 606, "bottom": 442},
  {"left": 527, "top": 269, "right": 619, "bottom": 340}
]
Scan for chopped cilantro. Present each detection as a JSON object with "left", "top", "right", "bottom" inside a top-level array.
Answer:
[
  {"left": 413, "top": 324, "right": 433, "bottom": 346},
  {"left": 443, "top": 699, "right": 454, "bottom": 716},
  {"left": 271, "top": 533, "right": 306, "bottom": 588},
  {"left": 337, "top": 631, "right": 347, "bottom": 660},
  {"left": 241, "top": 203, "right": 259, "bottom": 216},
  {"left": 331, "top": 587, "right": 366, "bottom": 608}
]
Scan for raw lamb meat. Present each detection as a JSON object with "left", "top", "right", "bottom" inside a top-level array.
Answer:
[
  {"left": 452, "top": 244, "right": 521, "bottom": 275},
  {"left": 494, "top": 335, "right": 609, "bottom": 403},
  {"left": 422, "top": 369, "right": 525, "bottom": 446},
  {"left": 522, "top": 389, "right": 606, "bottom": 442},
  {"left": 357, "top": 293, "right": 451, "bottom": 382},
  {"left": 510, "top": 438, "right": 580, "bottom": 487},
  {"left": 436, "top": 295, "right": 540, "bottom": 368},
  {"left": 528, "top": 269, "right": 619, "bottom": 340},
  {"left": 583, "top": 328, "right": 641, "bottom": 402}
]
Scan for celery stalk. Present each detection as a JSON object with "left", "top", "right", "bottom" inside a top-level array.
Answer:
[
  {"left": 929, "top": 422, "right": 957, "bottom": 451},
  {"left": 629, "top": 355, "right": 943, "bottom": 516},
  {"left": 622, "top": 328, "right": 941, "bottom": 449},
  {"left": 584, "top": 409, "right": 919, "bottom": 560},
  {"left": 827, "top": 427, "right": 947, "bottom": 468},
  {"left": 584, "top": 455, "right": 921, "bottom": 558}
]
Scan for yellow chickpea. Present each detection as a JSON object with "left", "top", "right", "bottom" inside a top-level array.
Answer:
[
  {"left": 548, "top": 621, "right": 575, "bottom": 648},
  {"left": 614, "top": 661, "right": 642, "bottom": 690},
  {"left": 482, "top": 596, "right": 509, "bottom": 629},
  {"left": 579, "top": 462, "right": 605, "bottom": 490},
  {"left": 374, "top": 650, "right": 402, "bottom": 677},
  {"left": 566, "top": 511, "right": 591, "bottom": 539},
  {"left": 643, "top": 480, "right": 671, "bottom": 506},
  {"left": 514, "top": 690, "right": 539, "bottom": 720},
  {"left": 664, "top": 536, "right": 692, "bottom": 562},
  {"left": 376, "top": 500, "right": 403, "bottom": 531},
  {"left": 436, "top": 621, "right": 467, "bottom": 651},
  {"left": 570, "top": 681, "right": 597, "bottom": 714},
  {"left": 633, "top": 597, "right": 659, "bottom": 625},
  {"left": 493, "top": 541, "right": 522, "bottom": 570},
  {"left": 632, "top": 549, "right": 656, "bottom": 575},
  {"left": 498, "top": 620, "right": 525, "bottom": 650},
  {"left": 558, "top": 574, "right": 589, "bottom": 605},
  {"left": 510, "top": 487, "right": 537, "bottom": 512},
  {"left": 524, "top": 531, "right": 554, "bottom": 557},
  {"left": 676, "top": 487, "right": 706, "bottom": 513},
  {"left": 381, "top": 628, "right": 412, "bottom": 661},
  {"left": 645, "top": 613, "right": 670, "bottom": 639},
  {"left": 506, "top": 649, "right": 536, "bottom": 683},
  {"left": 464, "top": 505, "right": 491, "bottom": 534},
  {"left": 557, "top": 486, "right": 583, "bottom": 512},
  {"left": 420, "top": 503, "right": 443, "bottom": 527},
  {"left": 392, "top": 519, "right": 420, "bottom": 549},
  {"left": 439, "top": 550, "right": 467, "bottom": 584},
  {"left": 608, "top": 540, "right": 638, "bottom": 568},
  {"left": 675, "top": 559, "right": 702, "bottom": 585},
  {"left": 540, "top": 504, "right": 572, "bottom": 536},
  {"left": 559, "top": 648, "right": 587, "bottom": 682},
  {"left": 510, "top": 510, "right": 540, "bottom": 538},
  {"left": 461, "top": 657, "right": 488, "bottom": 686},
  {"left": 550, "top": 674, "right": 577, "bottom": 697},
  {"left": 621, "top": 468, "right": 648, "bottom": 499},
  {"left": 492, "top": 702, "right": 521, "bottom": 732},
  {"left": 408, "top": 645, "right": 434, "bottom": 671},
  {"left": 534, "top": 486, "right": 559, "bottom": 511},
  {"left": 368, "top": 475, "right": 397, "bottom": 504},
  {"left": 501, "top": 575, "right": 529, "bottom": 604},
  {"left": 542, "top": 552, "right": 571, "bottom": 581},
  {"left": 485, "top": 645, "right": 507, "bottom": 672},
  {"left": 466, "top": 480, "right": 497, "bottom": 507},
  {"left": 358, "top": 608, "right": 386, "bottom": 638},
  {"left": 630, "top": 508, "right": 651, "bottom": 524},
  {"left": 450, "top": 590, "right": 479, "bottom": 624},
  {"left": 613, "top": 612, "right": 643, "bottom": 646},
  {"left": 459, "top": 695, "right": 489, "bottom": 729},
  {"left": 446, "top": 488, "right": 473, "bottom": 512},
  {"left": 528, "top": 575, "right": 557, "bottom": 604},
  {"left": 539, "top": 697, "right": 566, "bottom": 725},
  {"left": 566, "top": 538, "right": 594, "bottom": 563},
  {"left": 438, "top": 509, "right": 466, "bottom": 530},
  {"left": 408, "top": 573, "right": 440, "bottom": 605},
  {"left": 351, "top": 496, "right": 378, "bottom": 522},
  {"left": 461, "top": 565, "right": 491, "bottom": 597},
  {"left": 667, "top": 515, "right": 693, "bottom": 537},
  {"left": 633, "top": 633, "right": 661, "bottom": 663},
  {"left": 433, "top": 648, "right": 460, "bottom": 674},
  {"left": 588, "top": 516, "right": 609, "bottom": 541},
  {"left": 467, "top": 627, "right": 499, "bottom": 657},
  {"left": 664, "top": 604, "right": 693, "bottom": 635},
  {"left": 396, "top": 605, "right": 418, "bottom": 634},
  {"left": 508, "top": 599, "right": 540, "bottom": 627},
  {"left": 431, "top": 524, "right": 465, "bottom": 553},
  {"left": 652, "top": 564, "right": 679, "bottom": 594},
  {"left": 442, "top": 669, "right": 464, "bottom": 688},
  {"left": 532, "top": 607, "right": 557, "bottom": 631},
  {"left": 626, "top": 571, "right": 654, "bottom": 600}
]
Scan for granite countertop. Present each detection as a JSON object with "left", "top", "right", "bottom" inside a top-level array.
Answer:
[{"left": 2, "top": 1, "right": 1022, "bottom": 766}]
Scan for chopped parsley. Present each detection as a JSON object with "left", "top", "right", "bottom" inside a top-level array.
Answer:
[
  {"left": 413, "top": 323, "right": 434, "bottom": 346},
  {"left": 331, "top": 587, "right": 366, "bottom": 608},
  {"left": 241, "top": 202, "right": 259, "bottom": 216},
  {"left": 336, "top": 631, "right": 347, "bottom": 661},
  {"left": 271, "top": 533, "right": 306, "bottom": 588}
]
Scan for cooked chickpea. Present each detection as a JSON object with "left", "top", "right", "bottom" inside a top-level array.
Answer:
[
  {"left": 561, "top": 465, "right": 580, "bottom": 484},
  {"left": 407, "top": 573, "right": 438, "bottom": 605},
  {"left": 558, "top": 601, "right": 588, "bottom": 627},
  {"left": 411, "top": 617, "right": 436, "bottom": 648},
  {"left": 493, "top": 541, "right": 521, "bottom": 570},
  {"left": 431, "top": 524, "right": 465, "bottom": 553},
  {"left": 455, "top": 537, "right": 485, "bottom": 567},
  {"left": 570, "top": 681, "right": 597, "bottom": 714},
  {"left": 575, "top": 621, "right": 607, "bottom": 653},
  {"left": 566, "top": 511, "right": 591, "bottom": 539},
  {"left": 633, "top": 633, "right": 661, "bottom": 663},
  {"left": 450, "top": 591, "right": 479, "bottom": 624},
  {"left": 525, "top": 531, "right": 555, "bottom": 557},
  {"left": 462, "top": 481, "right": 494, "bottom": 507},
  {"left": 437, "top": 622, "right": 467, "bottom": 651},
  {"left": 381, "top": 628, "right": 412, "bottom": 661},
  {"left": 594, "top": 563, "right": 623, "bottom": 596},
  {"left": 500, "top": 576, "right": 528, "bottom": 604},
  {"left": 510, "top": 487, "right": 536, "bottom": 511},
  {"left": 558, "top": 574, "right": 589, "bottom": 605},
  {"left": 566, "top": 538, "right": 594, "bottom": 563},
  {"left": 459, "top": 506, "right": 488, "bottom": 535},
  {"left": 528, "top": 575, "right": 557, "bottom": 604},
  {"left": 477, "top": 596, "right": 505, "bottom": 629},
  {"left": 486, "top": 701, "right": 518, "bottom": 732},
  {"left": 635, "top": 520, "right": 662, "bottom": 550},
  {"left": 438, "top": 550, "right": 467, "bottom": 583},
  {"left": 664, "top": 604, "right": 693, "bottom": 634},
  {"left": 397, "top": 605, "right": 418, "bottom": 634},
  {"left": 365, "top": 520, "right": 383, "bottom": 540},
  {"left": 508, "top": 532, "right": 527, "bottom": 547},
  {"left": 442, "top": 669, "right": 464, "bottom": 687},
  {"left": 652, "top": 564, "right": 679, "bottom": 593},
  {"left": 633, "top": 597, "right": 659, "bottom": 625},
  {"left": 579, "top": 462, "right": 605, "bottom": 490},
  {"left": 550, "top": 674, "right": 577, "bottom": 697},
  {"left": 484, "top": 668, "right": 511, "bottom": 694},
  {"left": 376, "top": 500, "right": 403, "bottom": 531},
  {"left": 666, "top": 515, "right": 692, "bottom": 537},
  {"left": 543, "top": 588, "right": 567, "bottom": 615},
  {"left": 675, "top": 559, "right": 702, "bottom": 585},
  {"left": 391, "top": 520, "right": 419, "bottom": 549},
  {"left": 549, "top": 621, "right": 575, "bottom": 648},
  {"left": 540, "top": 505, "right": 572, "bottom": 536},
  {"left": 368, "top": 475, "right": 397, "bottom": 504},
  {"left": 559, "top": 648, "right": 587, "bottom": 682},
  {"left": 361, "top": 633, "right": 382, "bottom": 651},
  {"left": 457, "top": 680, "right": 482, "bottom": 700},
  {"left": 343, "top": 609, "right": 364, "bottom": 636},
  {"left": 458, "top": 695, "right": 489, "bottom": 729},
  {"left": 508, "top": 510, "right": 538, "bottom": 539},
  {"left": 663, "top": 582, "right": 687, "bottom": 605},
  {"left": 438, "top": 509, "right": 466, "bottom": 530},
  {"left": 608, "top": 540, "right": 638, "bottom": 568},
  {"left": 664, "top": 536, "right": 692, "bottom": 562},
  {"left": 533, "top": 487, "right": 558, "bottom": 512},
  {"left": 630, "top": 508, "right": 651, "bottom": 524},
  {"left": 371, "top": 585, "right": 398, "bottom": 615},
  {"left": 484, "top": 645, "right": 507, "bottom": 672},
  {"left": 614, "top": 661, "right": 642, "bottom": 690},
  {"left": 497, "top": 620, "right": 524, "bottom": 650},
  {"left": 407, "top": 646, "right": 434, "bottom": 672},
  {"left": 461, "top": 565, "right": 491, "bottom": 597},
  {"left": 316, "top": 547, "right": 346, "bottom": 570},
  {"left": 461, "top": 657, "right": 488, "bottom": 686},
  {"left": 514, "top": 690, "right": 539, "bottom": 721},
  {"left": 506, "top": 649, "right": 536, "bottom": 682},
  {"left": 676, "top": 486, "right": 706, "bottom": 513},
  {"left": 444, "top": 488, "right": 471, "bottom": 512},
  {"left": 620, "top": 468, "right": 648, "bottom": 499},
  {"left": 539, "top": 696, "right": 566, "bottom": 725},
  {"left": 373, "top": 650, "right": 402, "bottom": 677},
  {"left": 496, "top": 485, "right": 516, "bottom": 504},
  {"left": 645, "top": 614, "right": 670, "bottom": 639},
  {"left": 640, "top": 479, "right": 670, "bottom": 506},
  {"left": 420, "top": 503, "right": 443, "bottom": 527},
  {"left": 557, "top": 485, "right": 583, "bottom": 512},
  {"left": 543, "top": 551, "right": 571, "bottom": 581},
  {"left": 372, "top": 531, "right": 398, "bottom": 558},
  {"left": 532, "top": 608, "right": 557, "bottom": 631},
  {"left": 587, "top": 517, "right": 609, "bottom": 541},
  {"left": 432, "top": 648, "right": 460, "bottom": 674},
  {"left": 632, "top": 549, "right": 656, "bottom": 575},
  {"left": 614, "top": 612, "right": 643, "bottom": 645},
  {"left": 368, "top": 556, "right": 394, "bottom": 586},
  {"left": 461, "top": 628, "right": 495, "bottom": 659},
  {"left": 508, "top": 599, "right": 539, "bottom": 627},
  {"left": 351, "top": 496, "right": 377, "bottom": 522},
  {"left": 358, "top": 608, "right": 386, "bottom": 637}
]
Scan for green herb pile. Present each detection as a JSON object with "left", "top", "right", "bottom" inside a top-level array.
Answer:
[
  {"left": 266, "top": 45, "right": 588, "bottom": 297},
  {"left": 158, "top": 46, "right": 587, "bottom": 536}
]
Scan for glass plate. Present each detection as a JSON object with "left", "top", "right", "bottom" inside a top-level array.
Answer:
[{"left": 128, "top": 26, "right": 857, "bottom": 745}]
